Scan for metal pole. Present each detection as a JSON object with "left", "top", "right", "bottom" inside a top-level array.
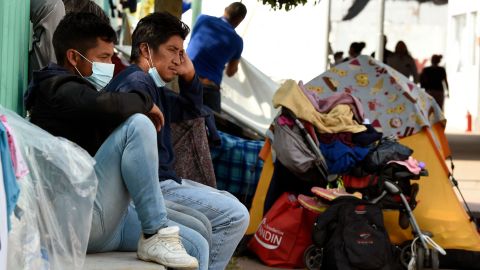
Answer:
[
  {"left": 323, "top": 0, "right": 332, "bottom": 70},
  {"left": 376, "top": 0, "right": 385, "bottom": 62},
  {"left": 191, "top": 0, "right": 202, "bottom": 27}
]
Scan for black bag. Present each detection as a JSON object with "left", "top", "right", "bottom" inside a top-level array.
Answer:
[
  {"left": 362, "top": 138, "right": 413, "bottom": 173},
  {"left": 312, "top": 197, "right": 397, "bottom": 270}
]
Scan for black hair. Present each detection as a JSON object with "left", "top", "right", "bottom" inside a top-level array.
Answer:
[
  {"left": 53, "top": 12, "right": 117, "bottom": 65},
  {"left": 225, "top": 2, "right": 247, "bottom": 22},
  {"left": 350, "top": 42, "right": 366, "bottom": 55},
  {"left": 78, "top": 1, "right": 110, "bottom": 24},
  {"left": 130, "top": 12, "right": 190, "bottom": 62}
]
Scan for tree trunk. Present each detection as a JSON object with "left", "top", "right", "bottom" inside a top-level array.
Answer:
[{"left": 154, "top": 0, "right": 182, "bottom": 18}]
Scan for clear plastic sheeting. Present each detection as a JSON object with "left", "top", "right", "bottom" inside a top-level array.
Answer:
[{"left": 0, "top": 106, "right": 98, "bottom": 270}]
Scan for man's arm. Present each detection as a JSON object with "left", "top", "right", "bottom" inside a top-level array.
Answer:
[
  {"left": 166, "top": 51, "right": 204, "bottom": 123},
  {"left": 225, "top": 59, "right": 240, "bottom": 77},
  {"left": 166, "top": 74, "right": 204, "bottom": 123},
  {"left": 225, "top": 37, "right": 243, "bottom": 77},
  {"left": 55, "top": 80, "right": 157, "bottom": 128}
]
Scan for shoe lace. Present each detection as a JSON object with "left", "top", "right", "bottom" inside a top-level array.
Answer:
[{"left": 162, "top": 236, "right": 186, "bottom": 252}]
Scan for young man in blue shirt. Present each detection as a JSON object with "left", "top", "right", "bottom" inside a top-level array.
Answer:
[
  {"left": 186, "top": 2, "right": 247, "bottom": 113},
  {"left": 105, "top": 12, "right": 250, "bottom": 270}
]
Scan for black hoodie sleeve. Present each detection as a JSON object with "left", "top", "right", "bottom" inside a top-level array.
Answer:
[{"left": 53, "top": 79, "right": 154, "bottom": 127}]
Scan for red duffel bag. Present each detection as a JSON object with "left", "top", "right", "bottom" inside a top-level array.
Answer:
[{"left": 248, "top": 192, "right": 318, "bottom": 268}]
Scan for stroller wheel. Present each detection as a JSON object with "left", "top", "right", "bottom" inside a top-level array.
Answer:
[
  {"left": 400, "top": 244, "right": 413, "bottom": 268},
  {"left": 304, "top": 245, "right": 323, "bottom": 270},
  {"left": 431, "top": 249, "right": 440, "bottom": 270},
  {"left": 415, "top": 245, "right": 425, "bottom": 270}
]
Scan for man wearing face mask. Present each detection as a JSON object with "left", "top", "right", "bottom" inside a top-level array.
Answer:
[
  {"left": 105, "top": 12, "right": 250, "bottom": 270},
  {"left": 24, "top": 12, "right": 204, "bottom": 269}
]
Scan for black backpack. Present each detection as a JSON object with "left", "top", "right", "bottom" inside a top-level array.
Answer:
[{"left": 312, "top": 197, "right": 397, "bottom": 270}]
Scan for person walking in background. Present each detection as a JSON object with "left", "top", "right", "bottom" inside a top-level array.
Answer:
[
  {"left": 420, "top": 54, "right": 449, "bottom": 110},
  {"left": 387, "top": 40, "right": 419, "bottom": 83},
  {"left": 343, "top": 42, "right": 366, "bottom": 62},
  {"left": 187, "top": 2, "right": 247, "bottom": 113}
]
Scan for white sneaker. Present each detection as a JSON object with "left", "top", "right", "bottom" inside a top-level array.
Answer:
[{"left": 137, "top": 226, "right": 199, "bottom": 269}]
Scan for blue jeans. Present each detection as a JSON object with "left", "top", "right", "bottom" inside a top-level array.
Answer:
[
  {"left": 86, "top": 114, "right": 209, "bottom": 269},
  {"left": 160, "top": 179, "right": 250, "bottom": 270}
]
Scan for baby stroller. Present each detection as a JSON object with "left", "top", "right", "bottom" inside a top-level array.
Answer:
[
  {"left": 270, "top": 90, "right": 446, "bottom": 269},
  {"left": 303, "top": 146, "right": 447, "bottom": 270}
]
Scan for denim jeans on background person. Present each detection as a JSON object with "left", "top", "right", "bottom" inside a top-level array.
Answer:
[
  {"left": 86, "top": 114, "right": 209, "bottom": 270},
  {"left": 160, "top": 179, "right": 250, "bottom": 270},
  {"left": 166, "top": 200, "right": 212, "bottom": 248}
]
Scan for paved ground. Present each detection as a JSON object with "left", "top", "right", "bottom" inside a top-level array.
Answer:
[{"left": 445, "top": 133, "right": 480, "bottom": 214}]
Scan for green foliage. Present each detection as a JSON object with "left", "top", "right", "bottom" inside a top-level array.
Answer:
[{"left": 260, "top": 0, "right": 318, "bottom": 11}]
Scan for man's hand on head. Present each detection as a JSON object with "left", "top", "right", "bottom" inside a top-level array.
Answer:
[
  {"left": 147, "top": 104, "right": 165, "bottom": 132},
  {"left": 174, "top": 50, "right": 195, "bottom": 83}
]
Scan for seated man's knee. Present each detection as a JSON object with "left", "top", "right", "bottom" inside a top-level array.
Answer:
[
  {"left": 126, "top": 113, "right": 156, "bottom": 137},
  {"left": 231, "top": 199, "right": 250, "bottom": 230}
]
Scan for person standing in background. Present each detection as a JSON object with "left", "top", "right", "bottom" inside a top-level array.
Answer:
[
  {"left": 333, "top": 51, "right": 344, "bottom": 66},
  {"left": 387, "top": 40, "right": 419, "bottom": 83},
  {"left": 187, "top": 2, "right": 247, "bottom": 113},
  {"left": 371, "top": 34, "right": 393, "bottom": 64},
  {"left": 420, "top": 54, "right": 449, "bottom": 110},
  {"left": 29, "top": 0, "right": 65, "bottom": 77},
  {"left": 343, "top": 42, "right": 366, "bottom": 62}
]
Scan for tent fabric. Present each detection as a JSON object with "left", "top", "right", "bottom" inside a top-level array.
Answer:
[
  {"left": 305, "top": 55, "right": 445, "bottom": 138},
  {"left": 383, "top": 125, "right": 480, "bottom": 251},
  {"left": 221, "top": 58, "right": 279, "bottom": 135},
  {"left": 247, "top": 55, "right": 477, "bottom": 251},
  {"left": 432, "top": 121, "right": 451, "bottom": 158},
  {"left": 246, "top": 139, "right": 274, "bottom": 235},
  {"left": 247, "top": 129, "right": 480, "bottom": 251}
]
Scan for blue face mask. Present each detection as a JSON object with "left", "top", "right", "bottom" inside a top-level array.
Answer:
[
  {"left": 147, "top": 45, "right": 166, "bottom": 88},
  {"left": 74, "top": 51, "right": 115, "bottom": 91}
]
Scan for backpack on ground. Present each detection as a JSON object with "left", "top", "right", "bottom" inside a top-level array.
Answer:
[{"left": 312, "top": 197, "right": 397, "bottom": 270}]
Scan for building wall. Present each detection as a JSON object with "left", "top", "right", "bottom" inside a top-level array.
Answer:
[
  {"left": 330, "top": 0, "right": 448, "bottom": 70},
  {"left": 0, "top": 0, "right": 30, "bottom": 114},
  {"left": 446, "top": 1, "right": 480, "bottom": 132}
]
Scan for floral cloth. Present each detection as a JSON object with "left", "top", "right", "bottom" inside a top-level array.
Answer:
[{"left": 305, "top": 55, "right": 445, "bottom": 138}]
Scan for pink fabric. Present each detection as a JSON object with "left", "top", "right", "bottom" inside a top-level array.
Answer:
[
  {"left": 277, "top": 115, "right": 295, "bottom": 128},
  {"left": 298, "top": 81, "right": 365, "bottom": 123},
  {"left": 387, "top": 156, "right": 421, "bottom": 175},
  {"left": 0, "top": 115, "right": 29, "bottom": 178}
]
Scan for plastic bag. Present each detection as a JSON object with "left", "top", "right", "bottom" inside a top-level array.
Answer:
[{"left": 1, "top": 106, "right": 98, "bottom": 270}]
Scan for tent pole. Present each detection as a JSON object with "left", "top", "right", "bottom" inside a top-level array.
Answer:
[
  {"left": 192, "top": 0, "right": 202, "bottom": 27},
  {"left": 376, "top": 0, "right": 385, "bottom": 62}
]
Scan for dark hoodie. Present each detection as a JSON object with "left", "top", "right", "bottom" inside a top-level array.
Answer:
[{"left": 25, "top": 63, "right": 154, "bottom": 156}]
